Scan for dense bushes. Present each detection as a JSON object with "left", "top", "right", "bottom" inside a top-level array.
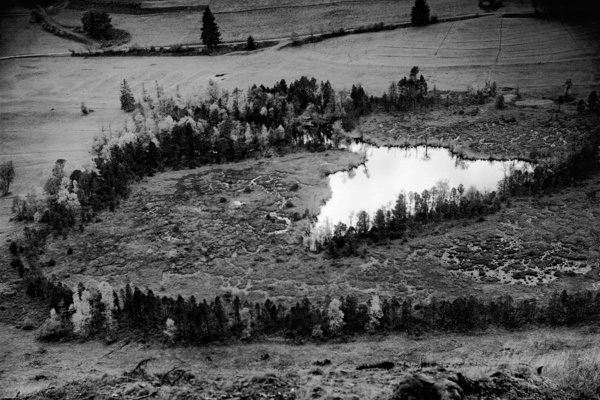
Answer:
[
  {"left": 12, "top": 75, "right": 364, "bottom": 235},
  {"left": 318, "top": 181, "right": 503, "bottom": 257},
  {"left": 498, "top": 131, "right": 600, "bottom": 197},
  {"left": 20, "top": 268, "right": 600, "bottom": 343},
  {"left": 10, "top": 226, "right": 600, "bottom": 344},
  {"left": 82, "top": 10, "right": 113, "bottom": 40},
  {"left": 411, "top": 0, "right": 431, "bottom": 26}
]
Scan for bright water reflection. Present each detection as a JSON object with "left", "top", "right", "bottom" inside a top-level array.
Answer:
[{"left": 315, "top": 143, "right": 532, "bottom": 231}]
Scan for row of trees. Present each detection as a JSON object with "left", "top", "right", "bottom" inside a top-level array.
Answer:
[
  {"left": 13, "top": 74, "right": 370, "bottom": 232},
  {"left": 13, "top": 247, "right": 600, "bottom": 342},
  {"left": 81, "top": 10, "right": 113, "bottom": 41},
  {"left": 497, "top": 131, "right": 600, "bottom": 197},
  {"left": 380, "top": 66, "right": 430, "bottom": 110},
  {"left": 10, "top": 226, "right": 600, "bottom": 343},
  {"left": 317, "top": 182, "right": 502, "bottom": 257},
  {"left": 13, "top": 69, "right": 600, "bottom": 247},
  {"left": 317, "top": 125, "right": 600, "bottom": 257}
]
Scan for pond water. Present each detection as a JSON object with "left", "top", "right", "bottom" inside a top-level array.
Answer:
[{"left": 314, "top": 143, "right": 532, "bottom": 232}]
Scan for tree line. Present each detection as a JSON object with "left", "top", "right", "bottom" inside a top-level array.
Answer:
[
  {"left": 317, "top": 181, "right": 503, "bottom": 257},
  {"left": 12, "top": 75, "right": 359, "bottom": 232},
  {"left": 314, "top": 120, "right": 600, "bottom": 257},
  {"left": 11, "top": 67, "right": 481, "bottom": 237},
  {"left": 11, "top": 247, "right": 600, "bottom": 343}
]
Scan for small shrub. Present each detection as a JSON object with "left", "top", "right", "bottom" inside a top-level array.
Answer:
[
  {"left": 290, "top": 32, "right": 300, "bottom": 45},
  {"left": 495, "top": 94, "right": 506, "bottom": 109},
  {"left": 82, "top": 10, "right": 112, "bottom": 40},
  {"left": 36, "top": 316, "right": 72, "bottom": 342},
  {"left": 9, "top": 241, "right": 18, "bottom": 255},
  {"left": 430, "top": 15, "right": 439, "bottom": 23},
  {"left": 290, "top": 183, "right": 300, "bottom": 191},
  {"left": 246, "top": 35, "right": 256, "bottom": 51},
  {"left": 11, "top": 258, "right": 25, "bottom": 277}
]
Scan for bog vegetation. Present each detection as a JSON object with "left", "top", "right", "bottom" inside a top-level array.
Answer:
[
  {"left": 10, "top": 239, "right": 600, "bottom": 344},
  {"left": 7, "top": 68, "right": 600, "bottom": 346}
]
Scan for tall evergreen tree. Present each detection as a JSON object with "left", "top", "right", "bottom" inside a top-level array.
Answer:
[
  {"left": 201, "top": 7, "right": 221, "bottom": 49},
  {"left": 0, "top": 160, "right": 15, "bottom": 196},
  {"left": 411, "top": 0, "right": 431, "bottom": 26},
  {"left": 246, "top": 35, "right": 256, "bottom": 51},
  {"left": 82, "top": 10, "right": 113, "bottom": 40},
  {"left": 120, "top": 79, "right": 135, "bottom": 112}
]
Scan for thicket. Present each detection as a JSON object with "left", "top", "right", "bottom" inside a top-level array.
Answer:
[
  {"left": 10, "top": 75, "right": 369, "bottom": 233},
  {"left": 318, "top": 124, "right": 600, "bottom": 257},
  {"left": 9, "top": 228, "right": 600, "bottom": 343},
  {"left": 10, "top": 241, "right": 600, "bottom": 343},
  {"left": 411, "top": 0, "right": 431, "bottom": 26},
  {"left": 11, "top": 71, "right": 599, "bottom": 254},
  {"left": 70, "top": 41, "right": 278, "bottom": 57},
  {"left": 82, "top": 10, "right": 113, "bottom": 40},
  {"left": 7, "top": 71, "right": 600, "bottom": 344},
  {"left": 318, "top": 181, "right": 503, "bottom": 257}
]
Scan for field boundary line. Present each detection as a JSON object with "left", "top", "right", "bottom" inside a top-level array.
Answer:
[
  {"left": 560, "top": 21, "right": 590, "bottom": 57},
  {"left": 435, "top": 21, "right": 455, "bottom": 57},
  {"left": 495, "top": 17, "right": 503, "bottom": 64},
  {"left": 0, "top": 52, "right": 71, "bottom": 61}
]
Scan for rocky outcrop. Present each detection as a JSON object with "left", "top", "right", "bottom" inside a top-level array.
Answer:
[{"left": 391, "top": 368, "right": 559, "bottom": 400}]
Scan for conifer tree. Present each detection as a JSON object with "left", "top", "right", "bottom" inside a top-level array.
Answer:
[
  {"left": 120, "top": 79, "right": 135, "bottom": 112},
  {"left": 246, "top": 35, "right": 256, "bottom": 51},
  {"left": 411, "top": 0, "right": 431, "bottom": 26},
  {"left": 0, "top": 160, "right": 15, "bottom": 196},
  {"left": 201, "top": 7, "right": 221, "bottom": 50}
]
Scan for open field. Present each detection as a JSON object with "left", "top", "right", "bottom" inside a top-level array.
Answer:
[{"left": 1, "top": 321, "right": 599, "bottom": 398}]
